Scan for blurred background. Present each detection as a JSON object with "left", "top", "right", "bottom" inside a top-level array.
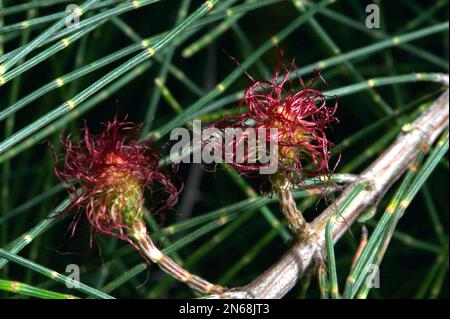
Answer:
[{"left": 0, "top": 0, "right": 448, "bottom": 298}]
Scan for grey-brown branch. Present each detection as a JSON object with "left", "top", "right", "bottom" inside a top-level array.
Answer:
[{"left": 211, "top": 86, "right": 449, "bottom": 299}]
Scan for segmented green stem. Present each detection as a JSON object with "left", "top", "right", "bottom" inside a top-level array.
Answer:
[
  {"left": 317, "top": 261, "right": 330, "bottom": 299},
  {"left": 0, "top": 279, "right": 78, "bottom": 299},
  {"left": 0, "top": 34, "right": 149, "bottom": 122},
  {"left": 365, "top": 219, "right": 440, "bottom": 254},
  {"left": 0, "top": 63, "right": 151, "bottom": 164},
  {"left": 0, "top": 0, "right": 74, "bottom": 16},
  {"left": 0, "top": 195, "right": 72, "bottom": 271},
  {"left": 292, "top": 0, "right": 392, "bottom": 115},
  {"left": 218, "top": 223, "right": 282, "bottom": 285},
  {"left": 141, "top": 0, "right": 191, "bottom": 133},
  {"left": 421, "top": 184, "right": 446, "bottom": 244},
  {"left": 151, "top": 16, "right": 448, "bottom": 139},
  {"left": 0, "top": 248, "right": 113, "bottom": 299},
  {"left": 0, "top": 0, "right": 97, "bottom": 74},
  {"left": 153, "top": 80, "right": 289, "bottom": 241},
  {"left": 0, "top": 184, "right": 64, "bottom": 224},
  {"left": 151, "top": 0, "right": 335, "bottom": 140},
  {"left": 0, "top": 0, "right": 278, "bottom": 64},
  {"left": 325, "top": 215, "right": 340, "bottom": 298},
  {"left": 182, "top": 0, "right": 257, "bottom": 58},
  {"left": 0, "top": 1, "right": 125, "bottom": 32},
  {"left": 0, "top": 21, "right": 103, "bottom": 86},
  {"left": 114, "top": 187, "right": 322, "bottom": 296},
  {"left": 317, "top": 6, "right": 448, "bottom": 69},
  {"left": 0, "top": 0, "right": 4, "bottom": 55},
  {"left": 154, "top": 78, "right": 184, "bottom": 114},
  {"left": 0, "top": 0, "right": 217, "bottom": 155},
  {"left": 348, "top": 130, "right": 449, "bottom": 298},
  {"left": 415, "top": 242, "right": 449, "bottom": 298}
]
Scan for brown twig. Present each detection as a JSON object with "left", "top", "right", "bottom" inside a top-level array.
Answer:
[
  {"left": 350, "top": 225, "right": 368, "bottom": 270},
  {"left": 130, "top": 221, "right": 226, "bottom": 295},
  {"left": 274, "top": 175, "right": 317, "bottom": 242},
  {"left": 209, "top": 87, "right": 449, "bottom": 299}
]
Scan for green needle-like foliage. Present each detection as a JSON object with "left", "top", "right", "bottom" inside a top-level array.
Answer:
[{"left": 0, "top": 0, "right": 448, "bottom": 299}]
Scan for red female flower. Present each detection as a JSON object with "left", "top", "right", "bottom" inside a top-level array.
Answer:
[
  {"left": 54, "top": 119, "right": 179, "bottom": 244},
  {"left": 210, "top": 59, "right": 339, "bottom": 184}
]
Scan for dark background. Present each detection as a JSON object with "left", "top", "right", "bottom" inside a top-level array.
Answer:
[{"left": 0, "top": 0, "right": 448, "bottom": 298}]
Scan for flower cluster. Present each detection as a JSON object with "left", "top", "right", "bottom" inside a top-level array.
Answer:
[
  {"left": 54, "top": 119, "right": 179, "bottom": 243},
  {"left": 210, "top": 60, "right": 338, "bottom": 184}
]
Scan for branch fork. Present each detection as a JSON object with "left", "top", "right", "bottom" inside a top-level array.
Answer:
[{"left": 208, "top": 87, "right": 449, "bottom": 299}]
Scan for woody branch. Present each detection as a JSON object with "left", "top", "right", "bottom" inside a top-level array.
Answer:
[{"left": 214, "top": 81, "right": 449, "bottom": 299}]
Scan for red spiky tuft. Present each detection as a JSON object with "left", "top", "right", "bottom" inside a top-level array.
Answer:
[
  {"left": 54, "top": 118, "right": 179, "bottom": 244},
  {"left": 210, "top": 58, "right": 339, "bottom": 184}
]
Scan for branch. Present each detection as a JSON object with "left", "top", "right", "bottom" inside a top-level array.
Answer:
[{"left": 214, "top": 86, "right": 449, "bottom": 299}]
